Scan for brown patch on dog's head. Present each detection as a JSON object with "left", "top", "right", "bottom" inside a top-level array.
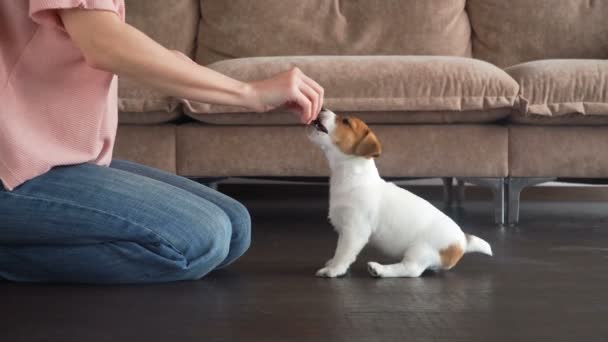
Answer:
[
  {"left": 439, "top": 244, "right": 464, "bottom": 270},
  {"left": 331, "top": 115, "right": 381, "bottom": 158}
]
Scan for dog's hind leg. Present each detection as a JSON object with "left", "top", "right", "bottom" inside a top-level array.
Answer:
[
  {"left": 367, "top": 245, "right": 438, "bottom": 278},
  {"left": 367, "top": 261, "right": 426, "bottom": 278}
]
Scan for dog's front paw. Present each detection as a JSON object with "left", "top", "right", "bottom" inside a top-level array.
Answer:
[
  {"left": 367, "top": 262, "right": 384, "bottom": 278},
  {"left": 316, "top": 266, "right": 348, "bottom": 278},
  {"left": 324, "top": 258, "right": 336, "bottom": 267}
]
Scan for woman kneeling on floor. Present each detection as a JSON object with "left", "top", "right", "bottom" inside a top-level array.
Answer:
[{"left": 0, "top": 0, "right": 324, "bottom": 283}]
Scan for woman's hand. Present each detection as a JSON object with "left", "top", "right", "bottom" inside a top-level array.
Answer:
[
  {"left": 246, "top": 67, "right": 324, "bottom": 124},
  {"left": 170, "top": 53, "right": 324, "bottom": 123}
]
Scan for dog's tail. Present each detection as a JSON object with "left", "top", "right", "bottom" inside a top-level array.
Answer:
[{"left": 464, "top": 234, "right": 493, "bottom": 256}]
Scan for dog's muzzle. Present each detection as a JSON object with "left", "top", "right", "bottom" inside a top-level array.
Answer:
[{"left": 311, "top": 119, "right": 328, "bottom": 134}]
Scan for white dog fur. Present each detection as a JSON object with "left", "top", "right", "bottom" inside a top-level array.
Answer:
[{"left": 307, "top": 109, "right": 492, "bottom": 278}]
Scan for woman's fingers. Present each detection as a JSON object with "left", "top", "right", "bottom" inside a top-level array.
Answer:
[
  {"left": 293, "top": 90, "right": 313, "bottom": 124},
  {"left": 249, "top": 66, "right": 324, "bottom": 124},
  {"left": 301, "top": 75, "right": 324, "bottom": 115},
  {"left": 298, "top": 81, "right": 320, "bottom": 123},
  {"left": 286, "top": 67, "right": 324, "bottom": 122}
]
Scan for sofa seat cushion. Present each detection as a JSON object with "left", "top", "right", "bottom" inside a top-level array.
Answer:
[
  {"left": 119, "top": 77, "right": 180, "bottom": 115},
  {"left": 197, "top": 0, "right": 472, "bottom": 65},
  {"left": 176, "top": 124, "right": 508, "bottom": 178},
  {"left": 506, "top": 60, "right": 608, "bottom": 118},
  {"left": 118, "top": 0, "right": 199, "bottom": 114},
  {"left": 118, "top": 111, "right": 183, "bottom": 125},
  {"left": 510, "top": 114, "right": 608, "bottom": 126},
  {"left": 113, "top": 125, "right": 177, "bottom": 173},
  {"left": 510, "top": 126, "right": 608, "bottom": 177},
  {"left": 183, "top": 56, "right": 519, "bottom": 124}
]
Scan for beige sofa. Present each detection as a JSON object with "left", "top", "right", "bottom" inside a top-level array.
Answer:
[{"left": 114, "top": 0, "right": 608, "bottom": 225}]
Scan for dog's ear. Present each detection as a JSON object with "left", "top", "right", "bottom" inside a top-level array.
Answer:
[{"left": 354, "top": 130, "right": 382, "bottom": 158}]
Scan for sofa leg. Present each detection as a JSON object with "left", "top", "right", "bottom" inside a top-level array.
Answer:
[
  {"left": 441, "top": 177, "right": 454, "bottom": 211},
  {"left": 456, "top": 179, "right": 466, "bottom": 209},
  {"left": 506, "top": 177, "right": 555, "bottom": 226},
  {"left": 457, "top": 178, "right": 505, "bottom": 226}
]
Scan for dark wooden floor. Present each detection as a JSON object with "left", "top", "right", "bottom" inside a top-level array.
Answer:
[{"left": 2, "top": 185, "right": 608, "bottom": 342}]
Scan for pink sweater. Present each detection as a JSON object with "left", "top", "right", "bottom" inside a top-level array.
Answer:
[{"left": 0, "top": 0, "right": 125, "bottom": 191}]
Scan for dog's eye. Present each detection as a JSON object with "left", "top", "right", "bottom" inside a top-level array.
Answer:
[{"left": 342, "top": 118, "right": 351, "bottom": 126}]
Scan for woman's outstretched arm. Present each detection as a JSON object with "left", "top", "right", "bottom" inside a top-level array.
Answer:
[{"left": 59, "top": 9, "right": 323, "bottom": 124}]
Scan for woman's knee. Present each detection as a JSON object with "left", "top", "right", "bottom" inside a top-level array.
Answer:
[
  {"left": 119, "top": 203, "right": 244, "bottom": 282},
  {"left": 93, "top": 202, "right": 236, "bottom": 282},
  {"left": 177, "top": 198, "right": 251, "bottom": 273},
  {"left": 230, "top": 200, "right": 252, "bottom": 249},
  {"left": 131, "top": 195, "right": 237, "bottom": 281},
  {"left": 174, "top": 208, "right": 234, "bottom": 279},
  {"left": 214, "top": 200, "right": 251, "bottom": 268}
]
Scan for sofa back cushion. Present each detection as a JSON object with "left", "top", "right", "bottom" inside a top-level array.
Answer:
[
  {"left": 468, "top": 0, "right": 608, "bottom": 67},
  {"left": 196, "top": 0, "right": 471, "bottom": 65}
]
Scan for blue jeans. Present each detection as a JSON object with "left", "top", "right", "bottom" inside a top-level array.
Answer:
[{"left": 0, "top": 160, "right": 251, "bottom": 284}]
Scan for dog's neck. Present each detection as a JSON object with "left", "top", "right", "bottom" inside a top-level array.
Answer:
[{"left": 327, "top": 154, "right": 381, "bottom": 191}]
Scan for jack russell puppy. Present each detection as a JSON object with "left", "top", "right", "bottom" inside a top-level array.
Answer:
[{"left": 307, "top": 109, "right": 492, "bottom": 278}]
